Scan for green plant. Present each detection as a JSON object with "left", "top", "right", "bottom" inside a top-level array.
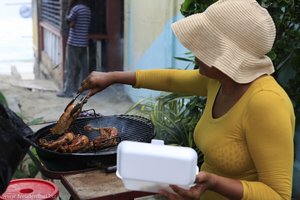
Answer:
[
  {"left": 258, "top": 0, "right": 300, "bottom": 124},
  {"left": 174, "top": 52, "right": 197, "bottom": 69},
  {"left": 180, "top": 0, "right": 216, "bottom": 17},
  {"left": 0, "top": 91, "right": 8, "bottom": 106},
  {"left": 127, "top": 93, "right": 206, "bottom": 166},
  {"left": 13, "top": 154, "right": 39, "bottom": 179}
]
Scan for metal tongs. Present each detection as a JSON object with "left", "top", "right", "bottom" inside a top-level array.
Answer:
[{"left": 64, "top": 92, "right": 89, "bottom": 115}]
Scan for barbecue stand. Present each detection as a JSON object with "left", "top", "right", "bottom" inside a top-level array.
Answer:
[{"left": 28, "top": 149, "right": 155, "bottom": 200}]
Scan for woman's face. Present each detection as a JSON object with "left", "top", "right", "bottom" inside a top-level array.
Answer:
[
  {"left": 195, "top": 57, "right": 214, "bottom": 76},
  {"left": 195, "top": 57, "right": 223, "bottom": 80}
]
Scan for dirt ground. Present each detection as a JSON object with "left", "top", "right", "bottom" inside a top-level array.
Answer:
[{"left": 0, "top": 74, "right": 134, "bottom": 132}]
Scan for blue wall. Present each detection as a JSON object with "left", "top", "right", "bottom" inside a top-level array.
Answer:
[{"left": 124, "top": 14, "right": 191, "bottom": 102}]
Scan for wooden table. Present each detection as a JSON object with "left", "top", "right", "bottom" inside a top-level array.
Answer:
[
  {"left": 61, "top": 170, "right": 154, "bottom": 200},
  {"left": 28, "top": 150, "right": 154, "bottom": 200}
]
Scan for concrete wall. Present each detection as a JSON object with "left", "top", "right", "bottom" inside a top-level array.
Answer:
[{"left": 123, "top": 0, "right": 190, "bottom": 102}]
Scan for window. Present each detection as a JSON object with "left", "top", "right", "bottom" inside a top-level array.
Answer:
[{"left": 41, "top": 0, "right": 60, "bottom": 28}]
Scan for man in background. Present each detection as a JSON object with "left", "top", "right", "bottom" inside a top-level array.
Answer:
[{"left": 57, "top": 0, "right": 91, "bottom": 98}]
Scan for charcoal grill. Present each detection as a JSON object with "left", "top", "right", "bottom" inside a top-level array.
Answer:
[{"left": 27, "top": 114, "right": 155, "bottom": 171}]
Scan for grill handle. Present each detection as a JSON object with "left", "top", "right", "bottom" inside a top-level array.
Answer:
[{"left": 104, "top": 165, "right": 117, "bottom": 173}]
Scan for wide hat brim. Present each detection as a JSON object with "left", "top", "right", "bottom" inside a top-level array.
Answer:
[{"left": 171, "top": 0, "right": 275, "bottom": 83}]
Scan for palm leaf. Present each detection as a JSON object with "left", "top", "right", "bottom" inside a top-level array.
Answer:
[{"left": 0, "top": 91, "right": 8, "bottom": 106}]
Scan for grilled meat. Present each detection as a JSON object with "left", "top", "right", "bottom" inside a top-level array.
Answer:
[
  {"left": 93, "top": 127, "right": 119, "bottom": 149},
  {"left": 83, "top": 125, "right": 119, "bottom": 149},
  {"left": 57, "top": 134, "right": 90, "bottom": 153},
  {"left": 39, "top": 125, "right": 119, "bottom": 152},
  {"left": 50, "top": 103, "right": 81, "bottom": 135},
  {"left": 38, "top": 132, "right": 75, "bottom": 150}
]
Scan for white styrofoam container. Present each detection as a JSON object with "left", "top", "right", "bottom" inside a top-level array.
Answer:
[{"left": 116, "top": 139, "right": 198, "bottom": 193}]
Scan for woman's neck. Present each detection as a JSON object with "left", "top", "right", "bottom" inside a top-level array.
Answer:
[{"left": 219, "top": 77, "right": 252, "bottom": 96}]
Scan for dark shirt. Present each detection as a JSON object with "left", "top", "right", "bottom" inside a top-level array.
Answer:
[{"left": 66, "top": 4, "right": 91, "bottom": 47}]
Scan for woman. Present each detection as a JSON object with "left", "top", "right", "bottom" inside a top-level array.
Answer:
[{"left": 79, "top": 0, "right": 295, "bottom": 199}]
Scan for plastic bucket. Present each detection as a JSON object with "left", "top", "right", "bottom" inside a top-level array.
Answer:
[{"left": 0, "top": 178, "right": 59, "bottom": 200}]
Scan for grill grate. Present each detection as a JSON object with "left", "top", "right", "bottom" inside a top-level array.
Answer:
[
  {"left": 33, "top": 115, "right": 155, "bottom": 155},
  {"left": 72, "top": 115, "right": 154, "bottom": 142}
]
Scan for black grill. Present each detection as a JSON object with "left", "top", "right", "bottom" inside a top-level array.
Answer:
[{"left": 28, "top": 114, "right": 155, "bottom": 171}]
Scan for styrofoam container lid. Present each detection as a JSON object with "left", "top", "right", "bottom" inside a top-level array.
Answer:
[{"left": 116, "top": 139, "right": 198, "bottom": 193}]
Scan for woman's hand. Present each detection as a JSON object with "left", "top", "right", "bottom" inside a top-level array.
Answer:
[
  {"left": 78, "top": 71, "right": 114, "bottom": 97},
  {"left": 78, "top": 71, "right": 136, "bottom": 98},
  {"left": 159, "top": 172, "right": 214, "bottom": 200},
  {"left": 160, "top": 171, "right": 243, "bottom": 200}
]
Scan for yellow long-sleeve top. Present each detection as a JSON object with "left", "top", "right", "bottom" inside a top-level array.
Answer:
[{"left": 134, "top": 69, "right": 295, "bottom": 200}]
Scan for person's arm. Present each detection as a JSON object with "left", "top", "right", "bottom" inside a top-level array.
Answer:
[
  {"left": 79, "top": 69, "right": 209, "bottom": 98},
  {"left": 66, "top": 0, "right": 77, "bottom": 26},
  {"left": 199, "top": 172, "right": 243, "bottom": 199},
  {"left": 134, "top": 69, "right": 209, "bottom": 96},
  {"left": 66, "top": 0, "right": 76, "bottom": 15},
  {"left": 78, "top": 71, "right": 136, "bottom": 97},
  {"left": 241, "top": 91, "right": 294, "bottom": 200}
]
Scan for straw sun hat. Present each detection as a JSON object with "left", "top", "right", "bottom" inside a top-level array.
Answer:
[{"left": 171, "top": 0, "right": 276, "bottom": 83}]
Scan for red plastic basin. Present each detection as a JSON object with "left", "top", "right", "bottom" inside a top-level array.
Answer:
[{"left": 0, "top": 178, "right": 59, "bottom": 200}]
